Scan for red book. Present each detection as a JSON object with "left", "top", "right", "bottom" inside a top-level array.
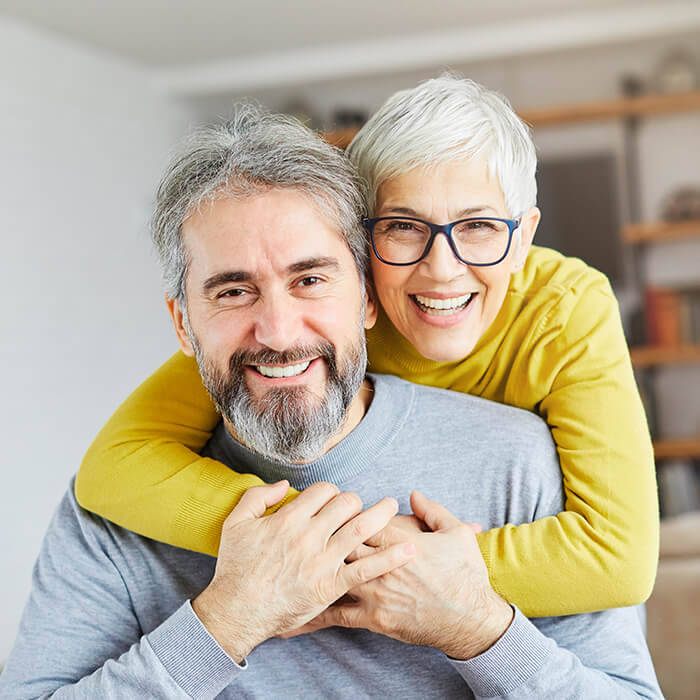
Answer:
[{"left": 645, "top": 287, "right": 681, "bottom": 347}]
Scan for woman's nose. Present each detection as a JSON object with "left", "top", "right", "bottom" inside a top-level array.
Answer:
[{"left": 419, "top": 232, "right": 467, "bottom": 282}]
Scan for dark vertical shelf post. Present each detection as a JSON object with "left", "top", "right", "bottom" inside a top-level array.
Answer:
[{"left": 620, "top": 77, "right": 660, "bottom": 447}]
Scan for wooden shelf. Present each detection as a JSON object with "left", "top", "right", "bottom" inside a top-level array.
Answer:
[
  {"left": 322, "top": 90, "right": 700, "bottom": 145},
  {"left": 654, "top": 438, "right": 700, "bottom": 460},
  {"left": 630, "top": 345, "right": 700, "bottom": 368},
  {"left": 518, "top": 90, "right": 700, "bottom": 127},
  {"left": 622, "top": 219, "right": 700, "bottom": 244}
]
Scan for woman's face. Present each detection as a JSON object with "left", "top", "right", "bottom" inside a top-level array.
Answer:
[{"left": 371, "top": 158, "right": 540, "bottom": 362}]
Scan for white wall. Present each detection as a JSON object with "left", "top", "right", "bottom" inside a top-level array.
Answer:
[{"left": 0, "top": 18, "right": 194, "bottom": 665}]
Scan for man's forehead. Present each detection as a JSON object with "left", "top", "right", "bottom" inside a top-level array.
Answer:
[{"left": 181, "top": 191, "right": 358, "bottom": 287}]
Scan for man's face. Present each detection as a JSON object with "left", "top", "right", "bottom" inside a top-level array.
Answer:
[{"left": 168, "top": 188, "right": 377, "bottom": 462}]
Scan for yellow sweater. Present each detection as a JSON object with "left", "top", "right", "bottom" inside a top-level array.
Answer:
[{"left": 75, "top": 246, "right": 659, "bottom": 616}]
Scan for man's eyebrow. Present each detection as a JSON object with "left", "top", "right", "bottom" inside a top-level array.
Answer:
[
  {"left": 381, "top": 205, "right": 499, "bottom": 219},
  {"left": 202, "top": 270, "right": 251, "bottom": 294},
  {"left": 286, "top": 257, "right": 341, "bottom": 274}
]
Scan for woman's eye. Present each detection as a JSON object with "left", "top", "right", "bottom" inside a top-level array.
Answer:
[{"left": 389, "top": 221, "right": 417, "bottom": 231}]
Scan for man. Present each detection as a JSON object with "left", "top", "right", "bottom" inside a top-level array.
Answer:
[{"left": 0, "top": 106, "right": 661, "bottom": 699}]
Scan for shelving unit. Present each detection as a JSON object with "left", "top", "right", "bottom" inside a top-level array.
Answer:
[
  {"left": 623, "top": 220, "right": 700, "bottom": 465},
  {"left": 626, "top": 220, "right": 700, "bottom": 390}
]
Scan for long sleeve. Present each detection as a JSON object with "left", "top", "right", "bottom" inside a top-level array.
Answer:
[
  {"left": 0, "top": 490, "right": 243, "bottom": 699},
  {"left": 450, "top": 607, "right": 661, "bottom": 699},
  {"left": 75, "top": 351, "right": 297, "bottom": 556},
  {"left": 476, "top": 276, "right": 659, "bottom": 615}
]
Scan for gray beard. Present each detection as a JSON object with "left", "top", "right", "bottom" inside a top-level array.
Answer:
[{"left": 192, "top": 335, "right": 367, "bottom": 464}]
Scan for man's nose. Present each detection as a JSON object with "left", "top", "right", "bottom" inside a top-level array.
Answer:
[
  {"left": 253, "top": 295, "right": 303, "bottom": 351},
  {"left": 420, "top": 232, "right": 467, "bottom": 282}
]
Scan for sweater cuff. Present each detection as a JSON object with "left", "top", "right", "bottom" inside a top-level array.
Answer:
[
  {"left": 147, "top": 600, "right": 245, "bottom": 699},
  {"left": 448, "top": 606, "right": 554, "bottom": 697}
]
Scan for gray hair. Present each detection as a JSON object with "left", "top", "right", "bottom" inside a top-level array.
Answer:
[
  {"left": 346, "top": 73, "right": 537, "bottom": 219},
  {"left": 151, "top": 103, "right": 369, "bottom": 305}
]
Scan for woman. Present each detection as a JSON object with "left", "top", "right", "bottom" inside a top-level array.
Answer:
[{"left": 76, "top": 75, "right": 658, "bottom": 616}]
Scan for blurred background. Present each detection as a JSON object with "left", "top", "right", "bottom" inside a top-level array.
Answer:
[{"left": 1, "top": 1, "right": 699, "bottom": 696}]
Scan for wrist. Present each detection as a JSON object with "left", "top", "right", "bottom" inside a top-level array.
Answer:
[
  {"left": 444, "top": 594, "right": 514, "bottom": 661},
  {"left": 192, "top": 586, "right": 259, "bottom": 664}
]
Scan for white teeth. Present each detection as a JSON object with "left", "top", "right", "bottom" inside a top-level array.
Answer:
[
  {"left": 256, "top": 361, "right": 311, "bottom": 378},
  {"left": 414, "top": 293, "right": 474, "bottom": 313}
]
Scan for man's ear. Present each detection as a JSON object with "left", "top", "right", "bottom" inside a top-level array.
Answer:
[
  {"left": 165, "top": 295, "right": 195, "bottom": 357},
  {"left": 512, "top": 206, "right": 540, "bottom": 272},
  {"left": 363, "top": 279, "right": 378, "bottom": 330}
]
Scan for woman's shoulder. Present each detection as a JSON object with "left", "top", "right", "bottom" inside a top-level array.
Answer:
[
  {"left": 497, "top": 246, "right": 617, "bottom": 350},
  {"left": 514, "top": 245, "right": 611, "bottom": 301}
]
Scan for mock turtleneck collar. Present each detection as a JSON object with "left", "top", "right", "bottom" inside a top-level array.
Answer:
[{"left": 203, "top": 374, "right": 415, "bottom": 491}]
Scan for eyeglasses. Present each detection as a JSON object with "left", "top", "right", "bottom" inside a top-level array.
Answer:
[{"left": 362, "top": 216, "right": 521, "bottom": 267}]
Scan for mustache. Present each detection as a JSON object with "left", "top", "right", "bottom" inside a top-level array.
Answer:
[{"left": 228, "top": 342, "right": 337, "bottom": 374}]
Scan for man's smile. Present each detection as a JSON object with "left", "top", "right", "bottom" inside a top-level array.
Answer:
[{"left": 245, "top": 357, "right": 324, "bottom": 385}]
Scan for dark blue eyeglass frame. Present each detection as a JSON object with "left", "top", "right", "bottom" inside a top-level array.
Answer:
[{"left": 362, "top": 216, "right": 521, "bottom": 267}]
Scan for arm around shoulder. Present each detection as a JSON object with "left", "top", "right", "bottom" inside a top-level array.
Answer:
[
  {"left": 75, "top": 351, "right": 296, "bottom": 556},
  {"left": 478, "top": 276, "right": 659, "bottom": 615}
]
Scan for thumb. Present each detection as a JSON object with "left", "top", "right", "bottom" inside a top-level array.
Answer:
[
  {"left": 410, "top": 491, "right": 461, "bottom": 531},
  {"left": 225, "top": 480, "right": 289, "bottom": 526}
]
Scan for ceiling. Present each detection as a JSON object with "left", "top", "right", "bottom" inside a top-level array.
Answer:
[
  {"left": 0, "top": 0, "right": 682, "bottom": 67},
  {"left": 2, "top": 0, "right": 699, "bottom": 93}
]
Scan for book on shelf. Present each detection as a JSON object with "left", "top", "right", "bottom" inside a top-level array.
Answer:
[{"left": 644, "top": 286, "right": 700, "bottom": 346}]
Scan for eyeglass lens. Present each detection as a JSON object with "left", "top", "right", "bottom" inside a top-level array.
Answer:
[{"left": 372, "top": 218, "right": 511, "bottom": 264}]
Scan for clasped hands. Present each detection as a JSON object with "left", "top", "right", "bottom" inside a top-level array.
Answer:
[{"left": 192, "top": 481, "right": 513, "bottom": 664}]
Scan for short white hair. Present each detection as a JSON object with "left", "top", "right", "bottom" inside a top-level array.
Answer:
[{"left": 347, "top": 73, "right": 537, "bottom": 218}]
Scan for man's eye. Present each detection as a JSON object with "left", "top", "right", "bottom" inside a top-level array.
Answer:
[
  {"left": 218, "top": 288, "right": 246, "bottom": 298},
  {"left": 298, "top": 276, "right": 322, "bottom": 287}
]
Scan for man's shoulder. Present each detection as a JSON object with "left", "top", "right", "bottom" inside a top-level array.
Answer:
[{"left": 372, "top": 372, "right": 550, "bottom": 435}]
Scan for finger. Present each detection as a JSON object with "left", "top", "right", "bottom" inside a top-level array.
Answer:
[
  {"left": 296, "top": 602, "right": 366, "bottom": 633},
  {"left": 330, "top": 497, "right": 398, "bottom": 557},
  {"left": 224, "top": 480, "right": 289, "bottom": 526},
  {"left": 340, "top": 541, "right": 415, "bottom": 592},
  {"left": 467, "top": 522, "right": 483, "bottom": 534},
  {"left": 276, "top": 481, "right": 339, "bottom": 518},
  {"left": 278, "top": 617, "right": 332, "bottom": 638},
  {"left": 313, "top": 491, "right": 363, "bottom": 538},
  {"left": 410, "top": 490, "right": 462, "bottom": 531},
  {"left": 345, "top": 543, "right": 375, "bottom": 562},
  {"left": 362, "top": 513, "right": 426, "bottom": 548}
]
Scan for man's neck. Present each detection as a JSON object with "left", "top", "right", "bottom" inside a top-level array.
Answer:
[{"left": 323, "top": 377, "right": 374, "bottom": 454}]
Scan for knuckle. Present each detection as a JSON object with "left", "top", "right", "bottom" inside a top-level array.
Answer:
[
  {"left": 350, "top": 517, "right": 368, "bottom": 540},
  {"left": 350, "top": 561, "right": 370, "bottom": 585},
  {"left": 313, "top": 481, "right": 340, "bottom": 500},
  {"left": 370, "top": 608, "right": 390, "bottom": 631},
  {"left": 337, "top": 491, "right": 362, "bottom": 513},
  {"left": 335, "top": 606, "right": 353, "bottom": 628}
]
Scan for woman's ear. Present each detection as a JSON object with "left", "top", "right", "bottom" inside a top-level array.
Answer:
[
  {"left": 363, "top": 279, "right": 378, "bottom": 330},
  {"left": 165, "top": 295, "right": 195, "bottom": 356},
  {"left": 512, "top": 206, "right": 541, "bottom": 272}
]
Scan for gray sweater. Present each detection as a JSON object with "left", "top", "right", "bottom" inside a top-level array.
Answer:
[{"left": 0, "top": 374, "right": 662, "bottom": 699}]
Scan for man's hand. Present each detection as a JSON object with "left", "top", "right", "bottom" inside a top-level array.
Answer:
[
  {"left": 192, "top": 480, "right": 416, "bottom": 662},
  {"left": 282, "top": 491, "right": 513, "bottom": 660}
]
